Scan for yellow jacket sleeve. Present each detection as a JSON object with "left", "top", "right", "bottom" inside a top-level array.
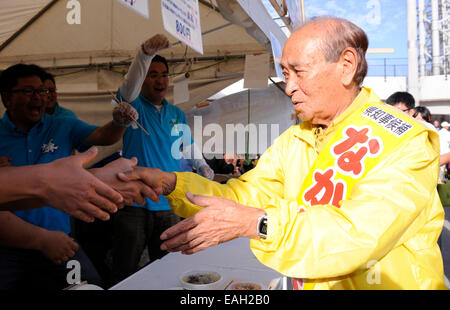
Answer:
[{"left": 166, "top": 126, "right": 297, "bottom": 219}]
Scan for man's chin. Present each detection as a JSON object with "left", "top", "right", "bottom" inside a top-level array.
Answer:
[
  {"left": 28, "top": 111, "right": 44, "bottom": 122},
  {"left": 295, "top": 112, "right": 309, "bottom": 122},
  {"left": 155, "top": 91, "right": 167, "bottom": 99},
  {"left": 148, "top": 90, "right": 166, "bottom": 101}
]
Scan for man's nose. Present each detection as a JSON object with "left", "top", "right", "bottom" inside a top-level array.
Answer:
[
  {"left": 284, "top": 75, "right": 297, "bottom": 97},
  {"left": 30, "top": 92, "right": 43, "bottom": 103},
  {"left": 156, "top": 75, "right": 167, "bottom": 82}
]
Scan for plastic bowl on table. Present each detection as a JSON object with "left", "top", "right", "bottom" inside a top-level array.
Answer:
[
  {"left": 230, "top": 281, "right": 264, "bottom": 290},
  {"left": 179, "top": 270, "right": 222, "bottom": 290}
]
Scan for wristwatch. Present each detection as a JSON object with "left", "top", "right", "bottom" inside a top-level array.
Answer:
[{"left": 257, "top": 214, "right": 267, "bottom": 239}]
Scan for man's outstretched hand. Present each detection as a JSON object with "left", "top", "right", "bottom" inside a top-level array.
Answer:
[
  {"left": 159, "top": 193, "right": 264, "bottom": 255},
  {"left": 91, "top": 157, "right": 160, "bottom": 207},
  {"left": 40, "top": 147, "right": 124, "bottom": 222},
  {"left": 117, "top": 166, "right": 176, "bottom": 199}
]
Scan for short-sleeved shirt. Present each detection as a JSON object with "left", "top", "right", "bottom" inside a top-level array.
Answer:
[
  {"left": 119, "top": 92, "right": 193, "bottom": 211},
  {"left": 52, "top": 102, "right": 78, "bottom": 119},
  {"left": 0, "top": 113, "right": 98, "bottom": 233}
]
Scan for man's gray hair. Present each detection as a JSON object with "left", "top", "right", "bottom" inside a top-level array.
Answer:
[{"left": 303, "top": 17, "right": 369, "bottom": 86}]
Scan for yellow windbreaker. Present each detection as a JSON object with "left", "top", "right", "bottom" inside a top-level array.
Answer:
[{"left": 166, "top": 88, "right": 446, "bottom": 289}]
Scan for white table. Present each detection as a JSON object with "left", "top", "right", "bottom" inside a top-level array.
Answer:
[{"left": 109, "top": 238, "right": 283, "bottom": 290}]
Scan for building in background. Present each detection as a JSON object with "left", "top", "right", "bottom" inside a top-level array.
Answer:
[{"left": 407, "top": 0, "right": 450, "bottom": 122}]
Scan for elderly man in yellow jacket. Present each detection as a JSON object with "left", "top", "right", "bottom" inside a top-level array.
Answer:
[{"left": 120, "top": 17, "right": 446, "bottom": 289}]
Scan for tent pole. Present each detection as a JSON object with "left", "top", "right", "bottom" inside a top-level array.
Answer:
[
  {"left": 245, "top": 88, "right": 250, "bottom": 164},
  {"left": 301, "top": 0, "right": 306, "bottom": 24}
]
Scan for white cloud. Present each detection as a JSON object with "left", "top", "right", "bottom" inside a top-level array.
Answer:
[
  {"left": 305, "top": 0, "right": 382, "bottom": 29},
  {"left": 324, "top": 0, "right": 348, "bottom": 17},
  {"left": 303, "top": 0, "right": 407, "bottom": 56}
]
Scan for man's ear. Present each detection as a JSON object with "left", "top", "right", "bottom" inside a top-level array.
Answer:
[
  {"left": 0, "top": 92, "right": 11, "bottom": 109},
  {"left": 339, "top": 47, "right": 358, "bottom": 87}
]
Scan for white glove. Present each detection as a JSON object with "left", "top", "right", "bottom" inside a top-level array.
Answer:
[
  {"left": 198, "top": 165, "right": 215, "bottom": 180},
  {"left": 112, "top": 101, "right": 139, "bottom": 128},
  {"left": 142, "top": 34, "right": 170, "bottom": 56}
]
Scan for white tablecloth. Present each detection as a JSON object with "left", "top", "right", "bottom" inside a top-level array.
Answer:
[{"left": 109, "top": 238, "right": 282, "bottom": 290}]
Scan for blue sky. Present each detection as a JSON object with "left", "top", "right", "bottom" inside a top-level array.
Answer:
[{"left": 303, "top": 0, "right": 408, "bottom": 59}]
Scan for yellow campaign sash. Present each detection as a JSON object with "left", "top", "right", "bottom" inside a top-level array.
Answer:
[{"left": 291, "top": 102, "right": 425, "bottom": 290}]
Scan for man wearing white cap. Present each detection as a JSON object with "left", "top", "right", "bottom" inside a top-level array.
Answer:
[
  {"left": 438, "top": 122, "right": 450, "bottom": 181},
  {"left": 439, "top": 122, "right": 450, "bottom": 155}
]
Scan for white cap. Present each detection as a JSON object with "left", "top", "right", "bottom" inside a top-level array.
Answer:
[{"left": 442, "top": 121, "right": 450, "bottom": 127}]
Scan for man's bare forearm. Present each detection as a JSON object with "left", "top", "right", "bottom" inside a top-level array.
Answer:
[
  {"left": 81, "top": 121, "right": 126, "bottom": 148},
  {"left": 0, "top": 199, "right": 45, "bottom": 212},
  {"left": 0, "top": 165, "right": 48, "bottom": 204},
  {"left": 0, "top": 211, "right": 45, "bottom": 250},
  {"left": 0, "top": 149, "right": 124, "bottom": 221}
]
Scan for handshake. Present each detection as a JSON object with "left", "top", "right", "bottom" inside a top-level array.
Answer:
[
  {"left": 31, "top": 148, "right": 177, "bottom": 223},
  {"left": 91, "top": 154, "right": 177, "bottom": 208}
]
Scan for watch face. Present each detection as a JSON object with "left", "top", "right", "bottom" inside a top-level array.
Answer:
[
  {"left": 260, "top": 221, "right": 267, "bottom": 234},
  {"left": 259, "top": 215, "right": 267, "bottom": 237}
]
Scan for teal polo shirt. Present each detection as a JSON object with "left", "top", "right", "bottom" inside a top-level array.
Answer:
[
  {"left": 120, "top": 92, "right": 194, "bottom": 211},
  {"left": 52, "top": 102, "right": 78, "bottom": 119},
  {"left": 0, "top": 113, "right": 98, "bottom": 233}
]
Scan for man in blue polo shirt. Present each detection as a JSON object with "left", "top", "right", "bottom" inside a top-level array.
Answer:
[
  {"left": 111, "top": 34, "right": 214, "bottom": 283},
  {"left": 41, "top": 72, "right": 78, "bottom": 119},
  {"left": 0, "top": 63, "right": 139, "bottom": 289}
]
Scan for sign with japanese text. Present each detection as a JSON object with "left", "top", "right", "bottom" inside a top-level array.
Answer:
[
  {"left": 161, "top": 0, "right": 203, "bottom": 54},
  {"left": 297, "top": 102, "right": 420, "bottom": 213},
  {"left": 302, "top": 125, "right": 383, "bottom": 210},
  {"left": 291, "top": 96, "right": 423, "bottom": 291}
]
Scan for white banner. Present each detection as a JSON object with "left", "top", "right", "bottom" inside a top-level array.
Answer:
[
  {"left": 161, "top": 0, "right": 203, "bottom": 55},
  {"left": 173, "top": 75, "right": 190, "bottom": 105},
  {"left": 116, "top": 0, "right": 150, "bottom": 19}
]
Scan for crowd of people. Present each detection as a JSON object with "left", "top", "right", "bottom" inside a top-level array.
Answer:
[
  {"left": 205, "top": 153, "right": 259, "bottom": 179},
  {"left": 0, "top": 16, "right": 449, "bottom": 290},
  {"left": 0, "top": 34, "right": 214, "bottom": 289},
  {"left": 385, "top": 91, "right": 450, "bottom": 181}
]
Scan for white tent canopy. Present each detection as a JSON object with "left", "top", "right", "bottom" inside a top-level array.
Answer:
[
  {"left": 0, "top": 0, "right": 293, "bottom": 160},
  {"left": 0, "top": 0, "right": 50, "bottom": 47},
  {"left": 0, "top": 0, "right": 280, "bottom": 112}
]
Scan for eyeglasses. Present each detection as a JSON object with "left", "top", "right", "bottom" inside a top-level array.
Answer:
[
  {"left": 147, "top": 72, "right": 169, "bottom": 79},
  {"left": 9, "top": 88, "right": 50, "bottom": 97}
]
